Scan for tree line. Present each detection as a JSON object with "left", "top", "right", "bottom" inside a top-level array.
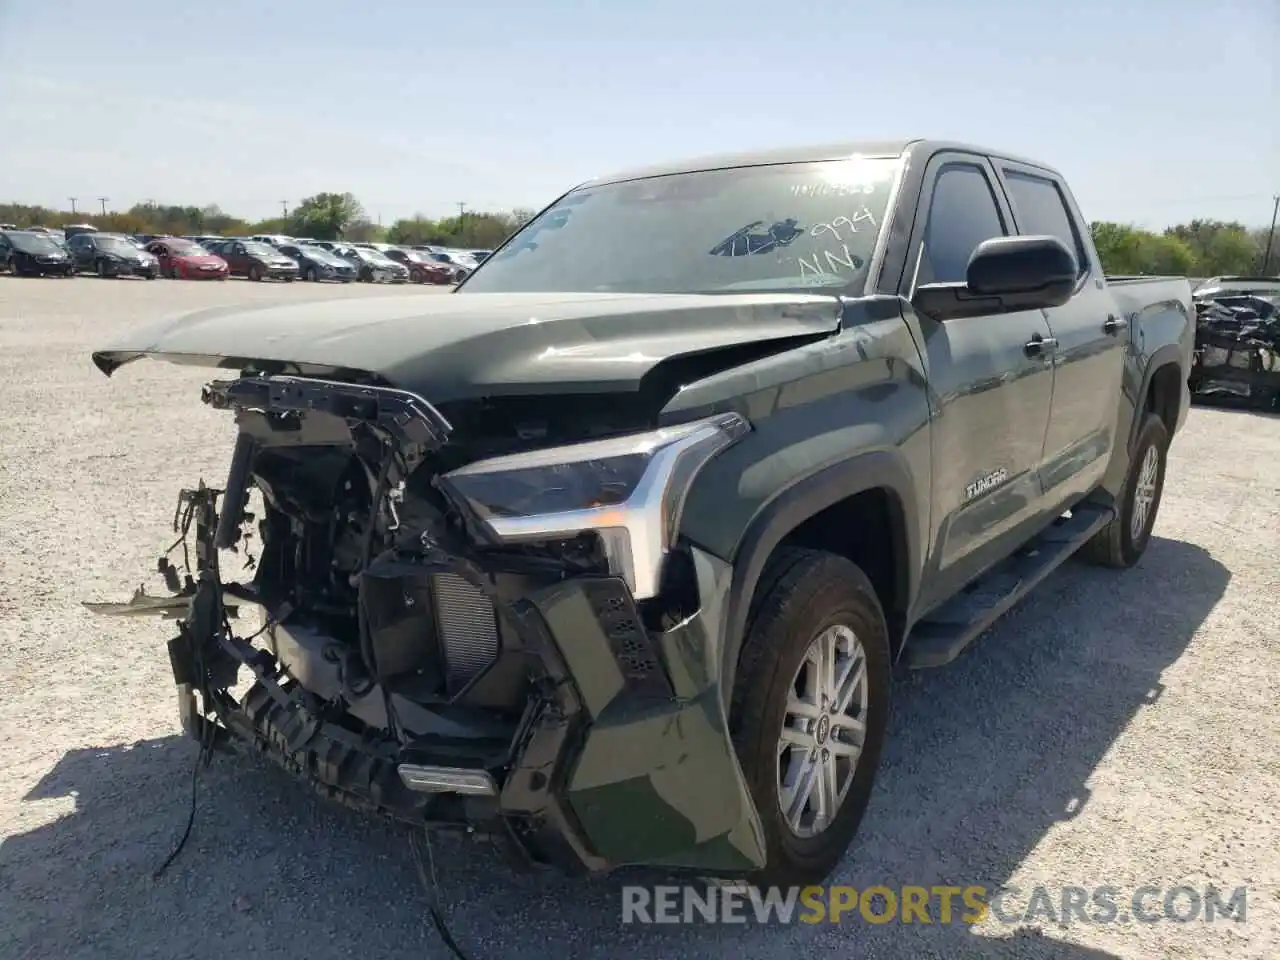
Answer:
[
  {"left": 0, "top": 192, "right": 539, "bottom": 251},
  {"left": 1, "top": 193, "right": 1275, "bottom": 276}
]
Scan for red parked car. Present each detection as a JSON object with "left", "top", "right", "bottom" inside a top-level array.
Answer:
[
  {"left": 145, "top": 238, "right": 230, "bottom": 280},
  {"left": 383, "top": 247, "right": 454, "bottom": 284}
]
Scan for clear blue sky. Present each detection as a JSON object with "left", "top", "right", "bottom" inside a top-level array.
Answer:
[{"left": 1, "top": 0, "right": 1275, "bottom": 229}]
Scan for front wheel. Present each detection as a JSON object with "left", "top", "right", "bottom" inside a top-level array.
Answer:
[
  {"left": 1081, "top": 412, "right": 1169, "bottom": 568},
  {"left": 730, "top": 547, "right": 891, "bottom": 887},
  {"left": 248, "top": 265, "right": 262, "bottom": 281},
  {"left": 305, "top": 266, "right": 317, "bottom": 282},
  {"left": 96, "top": 259, "right": 108, "bottom": 278}
]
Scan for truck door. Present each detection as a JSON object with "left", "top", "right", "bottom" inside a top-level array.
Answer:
[
  {"left": 994, "top": 163, "right": 1127, "bottom": 505},
  {"left": 900, "top": 153, "right": 1058, "bottom": 609}
]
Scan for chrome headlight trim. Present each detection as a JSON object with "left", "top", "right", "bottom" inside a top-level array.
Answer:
[{"left": 442, "top": 412, "right": 749, "bottom": 599}]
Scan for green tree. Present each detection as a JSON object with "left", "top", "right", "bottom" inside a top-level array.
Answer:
[{"left": 287, "top": 192, "right": 367, "bottom": 241}]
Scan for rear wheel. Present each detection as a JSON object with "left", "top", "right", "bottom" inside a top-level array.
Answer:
[
  {"left": 410, "top": 268, "right": 423, "bottom": 283},
  {"left": 305, "top": 266, "right": 317, "bottom": 282},
  {"left": 1081, "top": 412, "right": 1169, "bottom": 568},
  {"left": 730, "top": 547, "right": 891, "bottom": 887},
  {"left": 96, "top": 259, "right": 108, "bottom": 278},
  {"left": 7, "top": 260, "right": 20, "bottom": 277},
  {"left": 248, "top": 264, "right": 262, "bottom": 282}
]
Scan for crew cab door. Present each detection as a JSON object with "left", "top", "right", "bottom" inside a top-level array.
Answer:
[
  {"left": 67, "top": 233, "right": 93, "bottom": 268},
  {"left": 225, "top": 242, "right": 248, "bottom": 274},
  {"left": 900, "top": 153, "right": 1058, "bottom": 609},
  {"left": 993, "top": 162, "right": 1126, "bottom": 504}
]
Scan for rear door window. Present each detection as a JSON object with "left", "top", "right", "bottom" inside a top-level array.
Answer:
[{"left": 1001, "top": 170, "right": 1089, "bottom": 276}]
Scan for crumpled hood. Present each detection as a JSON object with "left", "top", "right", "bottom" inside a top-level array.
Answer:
[{"left": 91, "top": 291, "right": 842, "bottom": 402}]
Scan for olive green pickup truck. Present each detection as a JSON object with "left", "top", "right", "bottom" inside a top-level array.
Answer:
[{"left": 90, "top": 138, "right": 1193, "bottom": 886}]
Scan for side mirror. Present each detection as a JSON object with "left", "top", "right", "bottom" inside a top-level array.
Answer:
[{"left": 911, "top": 235, "right": 1078, "bottom": 322}]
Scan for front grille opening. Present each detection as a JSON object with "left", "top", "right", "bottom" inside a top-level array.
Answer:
[{"left": 430, "top": 572, "right": 501, "bottom": 695}]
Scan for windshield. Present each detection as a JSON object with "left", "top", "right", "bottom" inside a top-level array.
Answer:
[
  {"left": 299, "top": 245, "right": 343, "bottom": 265},
  {"left": 97, "top": 236, "right": 139, "bottom": 255},
  {"left": 165, "top": 239, "right": 209, "bottom": 256},
  {"left": 462, "top": 157, "right": 899, "bottom": 295},
  {"left": 8, "top": 231, "right": 63, "bottom": 254},
  {"left": 242, "top": 242, "right": 278, "bottom": 257},
  {"left": 400, "top": 249, "right": 432, "bottom": 263}
]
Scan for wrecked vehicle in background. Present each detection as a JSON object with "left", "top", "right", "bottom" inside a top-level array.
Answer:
[
  {"left": 1189, "top": 276, "right": 1280, "bottom": 409},
  {"left": 88, "top": 139, "right": 1193, "bottom": 888}
]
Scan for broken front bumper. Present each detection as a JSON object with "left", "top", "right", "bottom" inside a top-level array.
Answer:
[{"left": 95, "top": 375, "right": 766, "bottom": 878}]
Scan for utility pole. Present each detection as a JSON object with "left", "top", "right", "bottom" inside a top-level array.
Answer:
[
  {"left": 68, "top": 197, "right": 77, "bottom": 215},
  {"left": 280, "top": 200, "right": 289, "bottom": 218},
  {"left": 456, "top": 202, "right": 467, "bottom": 242},
  {"left": 97, "top": 197, "right": 109, "bottom": 217},
  {"left": 1261, "top": 194, "right": 1280, "bottom": 275}
]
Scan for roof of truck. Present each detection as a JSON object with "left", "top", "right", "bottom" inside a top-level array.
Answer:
[{"left": 587, "top": 139, "right": 1057, "bottom": 186}]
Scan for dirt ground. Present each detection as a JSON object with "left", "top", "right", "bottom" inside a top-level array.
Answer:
[{"left": 1, "top": 277, "right": 1277, "bottom": 959}]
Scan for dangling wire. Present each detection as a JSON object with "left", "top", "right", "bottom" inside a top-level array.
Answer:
[{"left": 410, "top": 829, "right": 474, "bottom": 960}]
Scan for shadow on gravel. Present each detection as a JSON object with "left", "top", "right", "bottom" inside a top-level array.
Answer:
[{"left": 1, "top": 537, "right": 1225, "bottom": 960}]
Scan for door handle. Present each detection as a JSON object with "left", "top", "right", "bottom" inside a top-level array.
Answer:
[
  {"left": 1024, "top": 336, "right": 1059, "bottom": 357},
  {"left": 1103, "top": 315, "right": 1128, "bottom": 335}
]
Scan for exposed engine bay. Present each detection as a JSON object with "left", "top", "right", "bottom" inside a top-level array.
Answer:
[{"left": 88, "top": 372, "right": 765, "bottom": 878}]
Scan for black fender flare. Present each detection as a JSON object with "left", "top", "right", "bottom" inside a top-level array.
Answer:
[
  {"left": 717, "top": 449, "right": 921, "bottom": 702},
  {"left": 1127, "top": 343, "right": 1185, "bottom": 454}
]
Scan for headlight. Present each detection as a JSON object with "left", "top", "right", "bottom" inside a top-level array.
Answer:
[{"left": 440, "top": 413, "right": 749, "bottom": 599}]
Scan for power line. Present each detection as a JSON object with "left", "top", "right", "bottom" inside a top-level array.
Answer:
[{"left": 1261, "top": 195, "right": 1280, "bottom": 274}]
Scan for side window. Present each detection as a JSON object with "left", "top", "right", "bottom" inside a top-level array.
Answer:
[
  {"left": 918, "top": 163, "right": 1008, "bottom": 285},
  {"left": 1001, "top": 170, "right": 1088, "bottom": 276}
]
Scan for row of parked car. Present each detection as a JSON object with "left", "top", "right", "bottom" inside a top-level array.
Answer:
[{"left": 0, "top": 223, "right": 492, "bottom": 286}]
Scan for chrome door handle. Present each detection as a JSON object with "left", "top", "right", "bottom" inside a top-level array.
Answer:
[
  {"left": 1103, "top": 315, "right": 1128, "bottom": 335},
  {"left": 1024, "top": 336, "right": 1059, "bottom": 357}
]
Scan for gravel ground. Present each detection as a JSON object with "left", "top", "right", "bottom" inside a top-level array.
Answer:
[{"left": 1, "top": 277, "right": 1277, "bottom": 960}]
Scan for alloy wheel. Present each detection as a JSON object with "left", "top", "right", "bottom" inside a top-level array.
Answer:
[
  {"left": 1130, "top": 444, "right": 1160, "bottom": 541},
  {"left": 777, "top": 623, "right": 869, "bottom": 838}
]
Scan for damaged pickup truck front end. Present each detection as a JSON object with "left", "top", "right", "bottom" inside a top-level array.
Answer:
[{"left": 89, "top": 367, "right": 770, "bottom": 877}]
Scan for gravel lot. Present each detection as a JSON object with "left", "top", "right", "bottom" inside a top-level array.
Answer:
[{"left": 1, "top": 277, "right": 1277, "bottom": 960}]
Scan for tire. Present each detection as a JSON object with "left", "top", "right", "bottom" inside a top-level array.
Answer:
[
  {"left": 7, "top": 260, "right": 20, "bottom": 277},
  {"left": 1081, "top": 412, "right": 1169, "bottom": 568},
  {"left": 169, "top": 263, "right": 182, "bottom": 280},
  {"left": 305, "top": 266, "right": 317, "bottom": 282},
  {"left": 96, "top": 260, "right": 108, "bottom": 278},
  {"left": 729, "top": 547, "right": 891, "bottom": 887},
  {"left": 248, "top": 265, "right": 262, "bottom": 282},
  {"left": 410, "top": 268, "right": 423, "bottom": 284}
]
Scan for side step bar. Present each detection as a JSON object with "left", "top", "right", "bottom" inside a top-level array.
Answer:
[{"left": 902, "top": 503, "right": 1114, "bottom": 669}]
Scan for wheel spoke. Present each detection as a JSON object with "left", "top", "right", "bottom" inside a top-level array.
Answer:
[
  {"left": 782, "top": 752, "right": 820, "bottom": 831},
  {"left": 815, "top": 752, "right": 839, "bottom": 830},
  {"left": 832, "top": 654, "right": 866, "bottom": 716},
  {"left": 779, "top": 723, "right": 816, "bottom": 754}
]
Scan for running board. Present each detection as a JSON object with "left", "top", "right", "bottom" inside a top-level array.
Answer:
[{"left": 902, "top": 503, "right": 1114, "bottom": 669}]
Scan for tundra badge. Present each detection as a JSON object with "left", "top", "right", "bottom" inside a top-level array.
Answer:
[{"left": 965, "top": 467, "right": 1009, "bottom": 502}]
